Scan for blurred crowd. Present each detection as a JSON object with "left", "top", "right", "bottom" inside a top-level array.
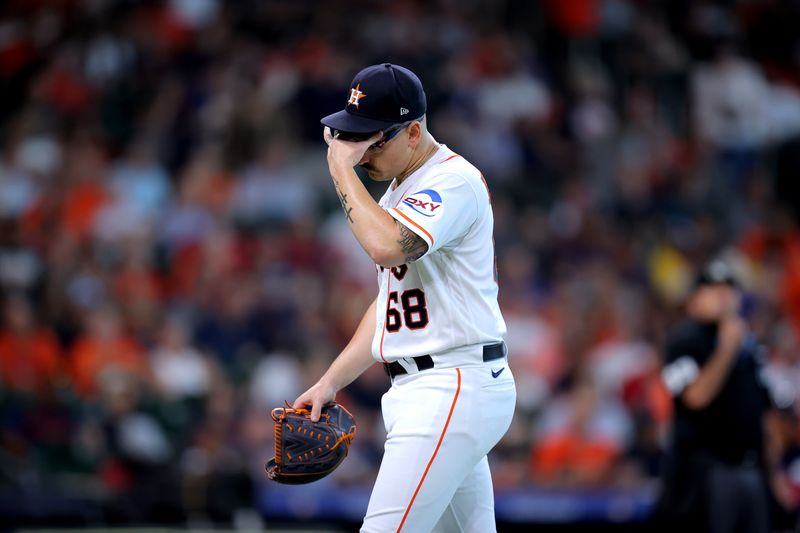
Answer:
[{"left": 1, "top": 0, "right": 800, "bottom": 526}]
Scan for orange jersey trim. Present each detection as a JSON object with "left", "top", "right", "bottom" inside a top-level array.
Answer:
[
  {"left": 480, "top": 173, "right": 492, "bottom": 202},
  {"left": 439, "top": 154, "right": 461, "bottom": 164},
  {"left": 391, "top": 208, "right": 434, "bottom": 246},
  {"left": 396, "top": 368, "right": 462, "bottom": 532}
]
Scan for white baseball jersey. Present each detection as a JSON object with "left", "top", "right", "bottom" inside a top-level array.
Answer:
[{"left": 371, "top": 144, "right": 506, "bottom": 363}]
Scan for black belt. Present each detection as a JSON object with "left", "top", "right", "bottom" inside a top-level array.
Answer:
[{"left": 383, "top": 342, "right": 506, "bottom": 380}]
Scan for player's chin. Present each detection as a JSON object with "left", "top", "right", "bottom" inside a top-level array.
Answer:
[{"left": 361, "top": 166, "right": 385, "bottom": 181}]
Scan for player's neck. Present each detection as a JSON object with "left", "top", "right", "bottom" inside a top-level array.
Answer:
[{"left": 395, "top": 137, "right": 440, "bottom": 186}]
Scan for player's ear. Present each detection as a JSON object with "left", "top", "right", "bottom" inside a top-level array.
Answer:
[{"left": 407, "top": 121, "right": 423, "bottom": 147}]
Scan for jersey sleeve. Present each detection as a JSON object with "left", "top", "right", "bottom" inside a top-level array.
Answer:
[
  {"left": 661, "top": 331, "right": 702, "bottom": 397},
  {"left": 387, "top": 172, "right": 480, "bottom": 258}
]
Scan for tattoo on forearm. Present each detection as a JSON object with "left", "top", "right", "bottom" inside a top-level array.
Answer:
[
  {"left": 332, "top": 178, "right": 354, "bottom": 223},
  {"left": 396, "top": 220, "right": 428, "bottom": 263}
]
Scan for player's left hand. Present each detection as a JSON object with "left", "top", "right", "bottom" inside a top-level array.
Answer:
[{"left": 324, "top": 127, "right": 382, "bottom": 169}]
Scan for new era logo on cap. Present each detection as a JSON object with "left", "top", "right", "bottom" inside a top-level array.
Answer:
[{"left": 321, "top": 63, "right": 427, "bottom": 134}]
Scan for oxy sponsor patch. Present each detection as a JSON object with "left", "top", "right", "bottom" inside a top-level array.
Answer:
[{"left": 401, "top": 189, "right": 443, "bottom": 218}]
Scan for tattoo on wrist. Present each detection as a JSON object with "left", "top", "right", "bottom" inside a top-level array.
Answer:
[
  {"left": 333, "top": 178, "right": 354, "bottom": 223},
  {"left": 397, "top": 221, "right": 428, "bottom": 263}
]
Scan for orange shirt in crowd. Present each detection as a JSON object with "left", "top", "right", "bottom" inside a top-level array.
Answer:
[
  {"left": 739, "top": 227, "right": 800, "bottom": 336},
  {"left": 781, "top": 242, "right": 800, "bottom": 336},
  {"left": 114, "top": 267, "right": 163, "bottom": 303},
  {"left": 0, "top": 329, "right": 62, "bottom": 393},
  {"left": 62, "top": 183, "right": 110, "bottom": 240},
  {"left": 69, "top": 336, "right": 146, "bottom": 398},
  {"left": 532, "top": 432, "right": 620, "bottom": 486},
  {"left": 21, "top": 182, "right": 109, "bottom": 245}
]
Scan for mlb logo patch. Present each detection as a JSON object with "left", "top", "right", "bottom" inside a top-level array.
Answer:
[{"left": 402, "top": 189, "right": 443, "bottom": 218}]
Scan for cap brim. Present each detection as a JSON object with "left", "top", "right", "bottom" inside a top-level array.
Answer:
[
  {"left": 320, "top": 109, "right": 399, "bottom": 134},
  {"left": 693, "top": 278, "right": 739, "bottom": 290}
]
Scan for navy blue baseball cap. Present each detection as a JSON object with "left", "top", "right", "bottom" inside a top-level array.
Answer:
[{"left": 320, "top": 63, "right": 427, "bottom": 134}]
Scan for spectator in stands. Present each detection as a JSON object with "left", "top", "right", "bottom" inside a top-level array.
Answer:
[
  {"left": 69, "top": 304, "right": 149, "bottom": 400},
  {"left": 531, "top": 379, "right": 632, "bottom": 487},
  {"left": 0, "top": 294, "right": 61, "bottom": 395}
]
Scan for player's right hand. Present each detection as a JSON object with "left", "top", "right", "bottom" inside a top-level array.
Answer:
[
  {"left": 325, "top": 129, "right": 383, "bottom": 170},
  {"left": 719, "top": 316, "right": 746, "bottom": 354},
  {"left": 292, "top": 379, "right": 337, "bottom": 422}
]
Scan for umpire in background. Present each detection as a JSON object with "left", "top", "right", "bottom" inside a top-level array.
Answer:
[{"left": 658, "top": 260, "right": 774, "bottom": 533}]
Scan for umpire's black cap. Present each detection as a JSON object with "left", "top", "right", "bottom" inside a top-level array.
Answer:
[
  {"left": 693, "top": 260, "right": 740, "bottom": 290},
  {"left": 320, "top": 63, "right": 426, "bottom": 134}
]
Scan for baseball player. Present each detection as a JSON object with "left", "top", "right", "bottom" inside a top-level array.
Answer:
[{"left": 293, "top": 63, "right": 516, "bottom": 532}]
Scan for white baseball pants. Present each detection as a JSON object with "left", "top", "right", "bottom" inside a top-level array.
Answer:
[{"left": 361, "top": 360, "right": 516, "bottom": 533}]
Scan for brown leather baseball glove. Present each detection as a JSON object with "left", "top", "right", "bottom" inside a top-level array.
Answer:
[{"left": 265, "top": 402, "right": 356, "bottom": 485}]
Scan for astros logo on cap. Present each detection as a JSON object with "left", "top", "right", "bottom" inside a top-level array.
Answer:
[{"left": 348, "top": 84, "right": 367, "bottom": 107}]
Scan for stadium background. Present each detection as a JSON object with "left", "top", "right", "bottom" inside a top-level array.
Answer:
[{"left": 1, "top": 0, "right": 800, "bottom": 531}]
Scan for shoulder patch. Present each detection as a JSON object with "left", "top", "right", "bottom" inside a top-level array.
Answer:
[
  {"left": 401, "top": 189, "right": 443, "bottom": 218},
  {"left": 661, "top": 356, "right": 700, "bottom": 396}
]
